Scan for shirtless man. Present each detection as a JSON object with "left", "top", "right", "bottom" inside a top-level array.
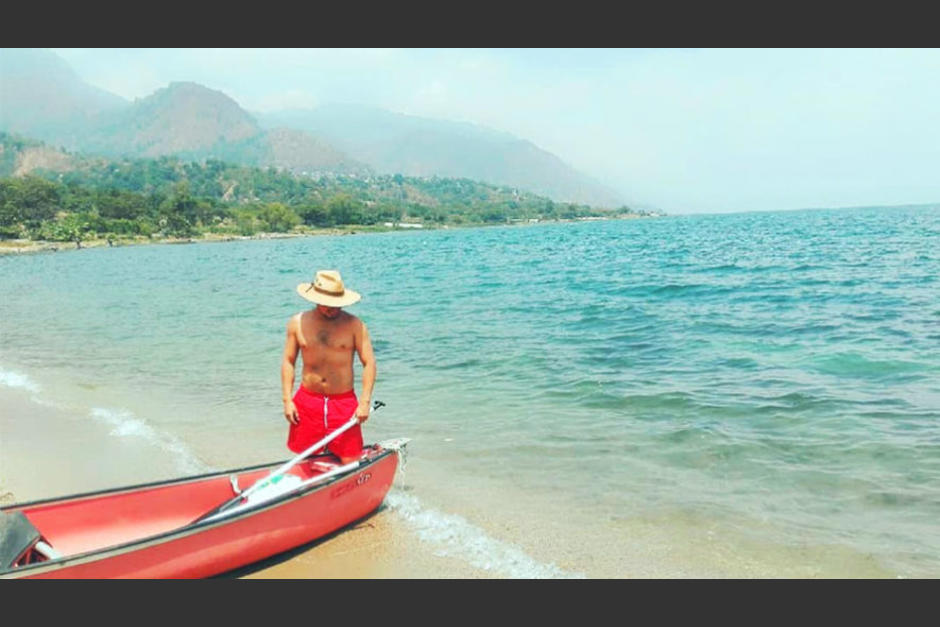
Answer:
[{"left": 281, "top": 270, "right": 376, "bottom": 465}]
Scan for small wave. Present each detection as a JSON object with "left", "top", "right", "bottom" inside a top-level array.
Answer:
[
  {"left": 0, "top": 368, "right": 41, "bottom": 393},
  {"left": 89, "top": 407, "right": 209, "bottom": 475},
  {"left": 432, "top": 358, "right": 483, "bottom": 370},
  {"left": 716, "top": 357, "right": 760, "bottom": 370},
  {"left": 604, "top": 391, "right": 698, "bottom": 412},
  {"left": 807, "top": 353, "right": 929, "bottom": 378},
  {"left": 695, "top": 263, "right": 745, "bottom": 273},
  {"left": 385, "top": 490, "right": 585, "bottom": 578},
  {"left": 651, "top": 283, "right": 704, "bottom": 295},
  {"left": 765, "top": 391, "right": 827, "bottom": 408}
]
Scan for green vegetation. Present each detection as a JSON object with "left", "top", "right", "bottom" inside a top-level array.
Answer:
[{"left": 0, "top": 132, "right": 646, "bottom": 244}]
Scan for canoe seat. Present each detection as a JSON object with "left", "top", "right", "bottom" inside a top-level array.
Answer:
[
  {"left": 1, "top": 512, "right": 40, "bottom": 569},
  {"left": 0, "top": 511, "right": 59, "bottom": 568}
]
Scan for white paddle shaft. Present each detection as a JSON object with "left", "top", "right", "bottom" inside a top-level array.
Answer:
[
  {"left": 203, "top": 460, "right": 361, "bottom": 523},
  {"left": 237, "top": 416, "right": 360, "bottom": 503},
  {"left": 192, "top": 401, "right": 383, "bottom": 524}
]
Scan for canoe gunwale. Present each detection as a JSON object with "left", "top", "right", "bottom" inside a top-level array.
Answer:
[
  {"left": 0, "top": 447, "right": 399, "bottom": 578},
  {"left": 1, "top": 451, "right": 342, "bottom": 511}
]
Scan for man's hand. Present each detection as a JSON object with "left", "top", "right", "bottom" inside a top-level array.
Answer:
[
  {"left": 284, "top": 400, "right": 299, "bottom": 425},
  {"left": 355, "top": 400, "right": 371, "bottom": 424}
]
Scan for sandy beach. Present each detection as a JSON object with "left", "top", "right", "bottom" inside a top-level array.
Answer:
[
  {"left": 235, "top": 506, "right": 495, "bottom": 579},
  {"left": 0, "top": 384, "right": 495, "bottom": 578}
]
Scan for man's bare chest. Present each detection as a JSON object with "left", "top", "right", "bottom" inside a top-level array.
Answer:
[{"left": 299, "top": 321, "right": 354, "bottom": 354}]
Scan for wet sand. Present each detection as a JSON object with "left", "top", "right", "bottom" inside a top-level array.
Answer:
[
  {"left": 234, "top": 505, "right": 493, "bottom": 579},
  {"left": 0, "top": 387, "right": 187, "bottom": 501},
  {"left": 0, "top": 385, "right": 491, "bottom": 578}
]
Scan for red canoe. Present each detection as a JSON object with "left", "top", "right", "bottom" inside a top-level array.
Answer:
[{"left": 0, "top": 438, "right": 408, "bottom": 579}]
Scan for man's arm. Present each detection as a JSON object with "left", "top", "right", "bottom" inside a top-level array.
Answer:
[
  {"left": 354, "top": 319, "right": 376, "bottom": 423},
  {"left": 282, "top": 315, "right": 300, "bottom": 425}
]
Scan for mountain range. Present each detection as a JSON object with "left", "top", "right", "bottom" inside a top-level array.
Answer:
[{"left": 0, "top": 48, "right": 625, "bottom": 207}]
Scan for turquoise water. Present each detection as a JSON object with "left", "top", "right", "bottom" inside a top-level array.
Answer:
[{"left": 2, "top": 206, "right": 939, "bottom": 577}]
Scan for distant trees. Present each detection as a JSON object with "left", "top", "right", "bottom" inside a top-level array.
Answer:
[
  {"left": 157, "top": 182, "right": 220, "bottom": 237},
  {"left": 0, "top": 135, "right": 624, "bottom": 242},
  {"left": 0, "top": 177, "right": 61, "bottom": 230},
  {"left": 258, "top": 202, "right": 300, "bottom": 232},
  {"left": 296, "top": 202, "right": 331, "bottom": 227},
  {"left": 34, "top": 213, "right": 86, "bottom": 243},
  {"left": 232, "top": 208, "right": 260, "bottom": 236},
  {"left": 326, "top": 194, "right": 362, "bottom": 225},
  {"left": 96, "top": 188, "right": 149, "bottom": 220},
  {"left": 368, "top": 201, "right": 402, "bottom": 224}
]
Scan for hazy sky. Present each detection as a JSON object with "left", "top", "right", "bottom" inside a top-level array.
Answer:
[{"left": 51, "top": 48, "right": 940, "bottom": 214}]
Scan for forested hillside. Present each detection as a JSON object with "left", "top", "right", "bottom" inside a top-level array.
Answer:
[
  {"left": 0, "top": 133, "right": 641, "bottom": 243},
  {"left": 0, "top": 50, "right": 626, "bottom": 207}
]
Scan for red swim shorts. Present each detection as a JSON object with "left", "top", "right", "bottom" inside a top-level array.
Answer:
[{"left": 287, "top": 387, "right": 363, "bottom": 459}]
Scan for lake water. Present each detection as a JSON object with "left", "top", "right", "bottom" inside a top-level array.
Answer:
[{"left": 2, "top": 206, "right": 939, "bottom": 577}]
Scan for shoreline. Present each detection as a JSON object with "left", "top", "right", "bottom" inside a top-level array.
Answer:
[
  {"left": 0, "top": 214, "right": 654, "bottom": 257},
  {"left": 0, "top": 229, "right": 353, "bottom": 256},
  {"left": 0, "top": 383, "right": 495, "bottom": 579}
]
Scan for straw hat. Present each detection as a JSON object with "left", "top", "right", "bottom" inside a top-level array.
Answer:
[{"left": 296, "top": 270, "right": 361, "bottom": 307}]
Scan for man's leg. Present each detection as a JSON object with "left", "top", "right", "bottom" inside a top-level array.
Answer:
[{"left": 325, "top": 392, "right": 364, "bottom": 464}]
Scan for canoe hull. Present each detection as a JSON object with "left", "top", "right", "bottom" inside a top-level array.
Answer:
[{"left": 1, "top": 446, "right": 401, "bottom": 579}]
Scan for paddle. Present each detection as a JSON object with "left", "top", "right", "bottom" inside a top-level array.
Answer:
[{"left": 193, "top": 400, "right": 385, "bottom": 524}]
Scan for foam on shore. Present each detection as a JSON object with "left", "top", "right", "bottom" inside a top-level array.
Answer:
[
  {"left": 385, "top": 489, "right": 584, "bottom": 578},
  {"left": 89, "top": 407, "right": 210, "bottom": 475},
  {"left": 0, "top": 373, "right": 211, "bottom": 503},
  {"left": 0, "top": 367, "right": 41, "bottom": 394}
]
